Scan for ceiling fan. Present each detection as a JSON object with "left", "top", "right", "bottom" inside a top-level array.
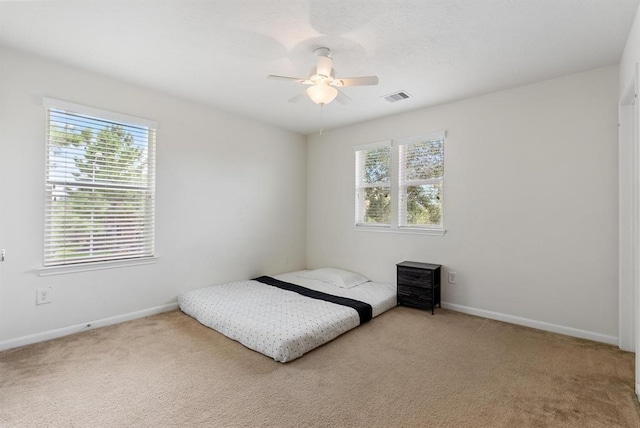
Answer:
[{"left": 268, "top": 47, "right": 379, "bottom": 105}]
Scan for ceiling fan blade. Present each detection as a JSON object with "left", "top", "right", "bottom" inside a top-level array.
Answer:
[
  {"left": 268, "top": 75, "right": 310, "bottom": 84},
  {"left": 288, "top": 92, "right": 308, "bottom": 103},
  {"left": 316, "top": 55, "right": 333, "bottom": 77},
  {"left": 335, "top": 89, "right": 352, "bottom": 105},
  {"left": 336, "top": 76, "right": 379, "bottom": 87}
]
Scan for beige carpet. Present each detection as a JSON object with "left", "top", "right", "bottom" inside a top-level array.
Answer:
[{"left": 0, "top": 307, "right": 638, "bottom": 427}]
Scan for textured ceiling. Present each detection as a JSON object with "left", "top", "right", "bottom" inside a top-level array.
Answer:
[{"left": 0, "top": 0, "right": 638, "bottom": 135}]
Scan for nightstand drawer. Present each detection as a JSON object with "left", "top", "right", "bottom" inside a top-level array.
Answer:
[
  {"left": 398, "top": 284, "right": 431, "bottom": 299},
  {"left": 398, "top": 294, "right": 434, "bottom": 309},
  {"left": 397, "top": 267, "right": 433, "bottom": 288}
]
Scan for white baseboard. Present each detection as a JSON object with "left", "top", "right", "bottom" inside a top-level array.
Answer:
[
  {"left": 441, "top": 302, "right": 618, "bottom": 346},
  {"left": 0, "top": 303, "right": 179, "bottom": 351},
  {"left": 1, "top": 301, "right": 619, "bottom": 351}
]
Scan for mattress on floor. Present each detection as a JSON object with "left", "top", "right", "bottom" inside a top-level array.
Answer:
[{"left": 178, "top": 270, "right": 396, "bottom": 362}]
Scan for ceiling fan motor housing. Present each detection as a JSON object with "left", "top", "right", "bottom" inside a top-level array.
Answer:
[{"left": 309, "top": 67, "right": 335, "bottom": 83}]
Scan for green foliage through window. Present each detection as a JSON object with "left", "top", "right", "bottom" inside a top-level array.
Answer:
[
  {"left": 356, "top": 145, "right": 391, "bottom": 225},
  {"left": 400, "top": 138, "right": 444, "bottom": 227},
  {"left": 45, "top": 105, "right": 155, "bottom": 266}
]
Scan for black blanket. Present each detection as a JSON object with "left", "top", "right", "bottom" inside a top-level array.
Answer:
[{"left": 253, "top": 276, "right": 373, "bottom": 324}]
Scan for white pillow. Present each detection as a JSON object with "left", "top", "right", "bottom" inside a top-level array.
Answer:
[{"left": 299, "top": 268, "right": 370, "bottom": 289}]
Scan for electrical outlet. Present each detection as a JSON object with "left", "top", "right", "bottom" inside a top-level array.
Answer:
[
  {"left": 36, "top": 287, "right": 52, "bottom": 305},
  {"left": 448, "top": 271, "right": 457, "bottom": 284}
]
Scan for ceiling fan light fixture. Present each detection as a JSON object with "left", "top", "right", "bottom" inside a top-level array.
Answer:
[{"left": 307, "top": 83, "right": 338, "bottom": 105}]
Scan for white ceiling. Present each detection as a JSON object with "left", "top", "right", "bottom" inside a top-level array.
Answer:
[{"left": 0, "top": 0, "right": 638, "bottom": 135}]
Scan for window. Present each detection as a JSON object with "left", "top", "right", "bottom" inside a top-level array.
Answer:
[
  {"left": 354, "top": 132, "right": 445, "bottom": 233},
  {"left": 43, "top": 98, "right": 156, "bottom": 267},
  {"left": 355, "top": 141, "right": 392, "bottom": 226},
  {"left": 398, "top": 134, "right": 444, "bottom": 228}
]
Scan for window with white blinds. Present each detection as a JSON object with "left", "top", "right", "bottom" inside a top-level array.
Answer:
[
  {"left": 398, "top": 133, "right": 444, "bottom": 228},
  {"left": 354, "top": 142, "right": 392, "bottom": 225},
  {"left": 354, "top": 132, "right": 445, "bottom": 233},
  {"left": 43, "top": 98, "right": 156, "bottom": 267}
]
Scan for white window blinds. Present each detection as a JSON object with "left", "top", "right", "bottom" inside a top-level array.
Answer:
[
  {"left": 354, "top": 142, "right": 392, "bottom": 225},
  {"left": 43, "top": 98, "right": 156, "bottom": 267},
  {"left": 398, "top": 133, "right": 444, "bottom": 228}
]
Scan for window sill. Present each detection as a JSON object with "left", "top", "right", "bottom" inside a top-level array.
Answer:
[
  {"left": 353, "top": 226, "right": 446, "bottom": 236},
  {"left": 36, "top": 257, "right": 158, "bottom": 277}
]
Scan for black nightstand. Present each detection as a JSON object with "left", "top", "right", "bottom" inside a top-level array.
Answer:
[{"left": 396, "top": 261, "right": 441, "bottom": 314}]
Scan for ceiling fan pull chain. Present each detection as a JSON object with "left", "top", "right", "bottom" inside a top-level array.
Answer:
[{"left": 319, "top": 104, "right": 324, "bottom": 136}]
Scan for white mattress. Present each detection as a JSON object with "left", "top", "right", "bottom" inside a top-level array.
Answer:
[{"left": 178, "top": 270, "right": 396, "bottom": 362}]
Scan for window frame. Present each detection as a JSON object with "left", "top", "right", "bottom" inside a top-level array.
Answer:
[
  {"left": 354, "top": 131, "right": 446, "bottom": 236},
  {"left": 38, "top": 98, "right": 158, "bottom": 275}
]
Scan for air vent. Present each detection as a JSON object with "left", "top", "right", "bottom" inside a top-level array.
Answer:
[{"left": 381, "top": 91, "right": 411, "bottom": 103}]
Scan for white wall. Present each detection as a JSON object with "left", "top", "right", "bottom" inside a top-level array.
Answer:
[
  {"left": 0, "top": 45, "right": 622, "bottom": 348},
  {"left": 307, "top": 66, "right": 619, "bottom": 342},
  {"left": 619, "top": 1, "right": 640, "bottom": 397},
  {"left": 0, "top": 47, "right": 307, "bottom": 346}
]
